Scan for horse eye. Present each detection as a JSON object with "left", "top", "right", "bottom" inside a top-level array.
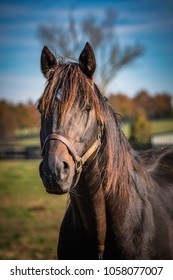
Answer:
[
  {"left": 56, "top": 88, "right": 62, "bottom": 100},
  {"left": 85, "top": 104, "right": 92, "bottom": 112}
]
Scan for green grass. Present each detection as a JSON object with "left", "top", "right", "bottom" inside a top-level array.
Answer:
[
  {"left": 151, "top": 119, "right": 173, "bottom": 134},
  {"left": 13, "top": 137, "right": 40, "bottom": 148},
  {"left": 0, "top": 129, "right": 40, "bottom": 149},
  {"left": 15, "top": 128, "right": 40, "bottom": 147},
  {"left": 0, "top": 160, "right": 67, "bottom": 260}
]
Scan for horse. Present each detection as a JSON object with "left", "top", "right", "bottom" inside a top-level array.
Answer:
[{"left": 38, "top": 42, "right": 173, "bottom": 260}]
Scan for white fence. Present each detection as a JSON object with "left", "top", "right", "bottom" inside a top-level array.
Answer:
[{"left": 151, "top": 132, "right": 173, "bottom": 146}]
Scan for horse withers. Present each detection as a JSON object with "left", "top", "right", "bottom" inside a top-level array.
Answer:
[{"left": 38, "top": 42, "right": 173, "bottom": 259}]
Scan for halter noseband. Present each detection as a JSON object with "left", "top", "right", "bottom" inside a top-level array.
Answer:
[{"left": 41, "top": 121, "right": 104, "bottom": 174}]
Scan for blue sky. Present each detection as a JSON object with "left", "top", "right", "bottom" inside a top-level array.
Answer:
[{"left": 0, "top": 0, "right": 173, "bottom": 103}]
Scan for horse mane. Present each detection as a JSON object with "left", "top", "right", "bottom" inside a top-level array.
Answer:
[
  {"left": 38, "top": 61, "right": 149, "bottom": 213},
  {"left": 85, "top": 85, "right": 149, "bottom": 213}
]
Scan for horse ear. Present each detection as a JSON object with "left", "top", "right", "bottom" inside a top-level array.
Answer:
[
  {"left": 79, "top": 42, "right": 96, "bottom": 78},
  {"left": 41, "top": 46, "right": 57, "bottom": 79}
]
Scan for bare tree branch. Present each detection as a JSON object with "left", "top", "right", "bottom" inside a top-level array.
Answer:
[{"left": 38, "top": 9, "right": 144, "bottom": 94}]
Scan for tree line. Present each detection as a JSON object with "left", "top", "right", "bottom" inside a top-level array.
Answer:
[
  {"left": 0, "top": 100, "right": 39, "bottom": 140},
  {"left": 0, "top": 90, "right": 172, "bottom": 141},
  {"left": 109, "top": 90, "right": 173, "bottom": 120}
]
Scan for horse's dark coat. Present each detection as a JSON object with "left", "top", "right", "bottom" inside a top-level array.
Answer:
[{"left": 38, "top": 43, "right": 173, "bottom": 259}]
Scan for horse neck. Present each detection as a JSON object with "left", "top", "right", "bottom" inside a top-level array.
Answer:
[
  {"left": 102, "top": 121, "right": 152, "bottom": 231},
  {"left": 70, "top": 175, "right": 106, "bottom": 257}
]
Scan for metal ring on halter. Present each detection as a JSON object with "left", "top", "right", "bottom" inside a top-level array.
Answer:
[{"left": 75, "top": 160, "right": 83, "bottom": 173}]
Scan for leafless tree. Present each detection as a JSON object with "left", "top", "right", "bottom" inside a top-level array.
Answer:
[{"left": 38, "top": 9, "right": 144, "bottom": 94}]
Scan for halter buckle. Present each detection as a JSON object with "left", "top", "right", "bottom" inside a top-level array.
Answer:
[{"left": 75, "top": 160, "right": 83, "bottom": 173}]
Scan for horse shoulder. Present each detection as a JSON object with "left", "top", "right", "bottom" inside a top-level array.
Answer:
[{"left": 139, "top": 146, "right": 173, "bottom": 258}]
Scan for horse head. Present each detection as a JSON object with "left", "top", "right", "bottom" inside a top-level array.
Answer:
[{"left": 38, "top": 43, "right": 104, "bottom": 195}]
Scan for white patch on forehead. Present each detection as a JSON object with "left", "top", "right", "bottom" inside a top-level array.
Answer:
[{"left": 56, "top": 88, "right": 62, "bottom": 100}]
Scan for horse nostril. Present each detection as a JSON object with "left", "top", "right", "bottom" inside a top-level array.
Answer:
[
  {"left": 63, "top": 161, "right": 70, "bottom": 173},
  {"left": 57, "top": 161, "right": 70, "bottom": 181},
  {"left": 41, "top": 158, "right": 70, "bottom": 182}
]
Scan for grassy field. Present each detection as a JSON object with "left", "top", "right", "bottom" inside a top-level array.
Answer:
[
  {"left": 1, "top": 130, "right": 40, "bottom": 149},
  {"left": 151, "top": 119, "right": 173, "bottom": 134},
  {"left": 123, "top": 118, "right": 173, "bottom": 138},
  {"left": 0, "top": 160, "right": 67, "bottom": 260}
]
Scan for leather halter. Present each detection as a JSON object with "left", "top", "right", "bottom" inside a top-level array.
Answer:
[{"left": 41, "top": 121, "right": 104, "bottom": 174}]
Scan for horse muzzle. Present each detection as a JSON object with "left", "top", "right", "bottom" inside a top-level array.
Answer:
[
  {"left": 39, "top": 142, "right": 75, "bottom": 194},
  {"left": 39, "top": 128, "right": 103, "bottom": 195},
  {"left": 39, "top": 161, "right": 72, "bottom": 194}
]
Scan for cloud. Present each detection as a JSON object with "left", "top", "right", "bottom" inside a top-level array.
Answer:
[
  {"left": 0, "top": 2, "right": 104, "bottom": 20},
  {"left": 0, "top": 22, "right": 37, "bottom": 32},
  {"left": 0, "top": 36, "right": 39, "bottom": 48},
  {"left": 0, "top": 3, "right": 30, "bottom": 17},
  {"left": 117, "top": 17, "right": 173, "bottom": 35},
  {"left": 117, "top": 5, "right": 173, "bottom": 35}
]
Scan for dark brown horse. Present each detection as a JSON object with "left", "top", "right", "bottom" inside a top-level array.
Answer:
[{"left": 38, "top": 42, "right": 173, "bottom": 259}]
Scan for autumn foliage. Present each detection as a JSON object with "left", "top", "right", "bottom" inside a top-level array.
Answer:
[
  {"left": 109, "top": 91, "right": 172, "bottom": 120},
  {"left": 0, "top": 100, "right": 39, "bottom": 140}
]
